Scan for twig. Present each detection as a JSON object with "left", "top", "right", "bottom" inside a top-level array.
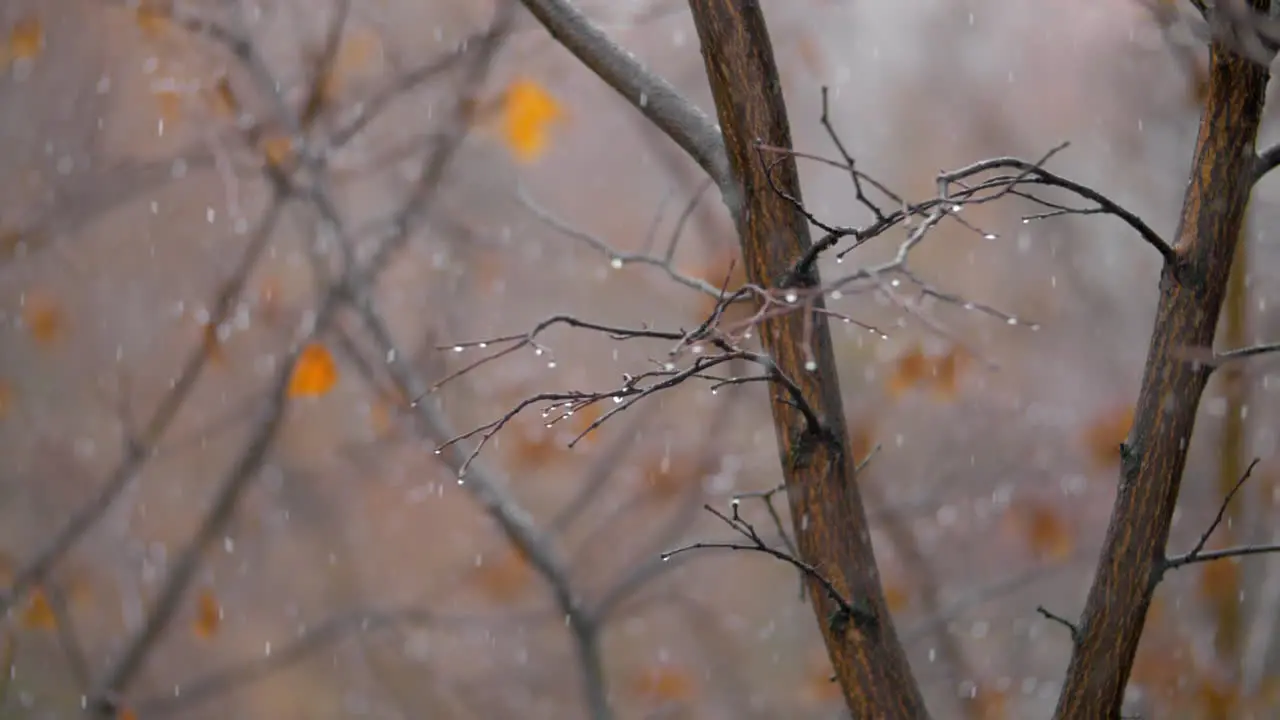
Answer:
[
  {"left": 662, "top": 503, "right": 874, "bottom": 632},
  {"left": 1037, "top": 605, "right": 1081, "bottom": 644},
  {"left": 517, "top": 184, "right": 734, "bottom": 299},
  {"left": 1162, "top": 459, "right": 1273, "bottom": 572}
]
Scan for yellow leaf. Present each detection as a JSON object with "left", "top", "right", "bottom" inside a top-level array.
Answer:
[
  {"left": 500, "top": 78, "right": 564, "bottom": 163},
  {"left": 192, "top": 588, "right": 221, "bottom": 639},
  {"left": 21, "top": 587, "right": 56, "bottom": 630},
  {"left": 288, "top": 342, "right": 339, "bottom": 398},
  {"left": 23, "top": 292, "right": 65, "bottom": 348},
  {"left": 7, "top": 17, "right": 44, "bottom": 63}
]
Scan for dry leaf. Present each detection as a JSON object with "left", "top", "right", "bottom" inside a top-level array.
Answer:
[
  {"left": 887, "top": 345, "right": 929, "bottom": 397},
  {"left": 470, "top": 548, "right": 533, "bottom": 603},
  {"left": 1083, "top": 404, "right": 1135, "bottom": 469},
  {"left": 153, "top": 88, "right": 184, "bottom": 124},
  {"left": 192, "top": 588, "right": 221, "bottom": 639},
  {"left": 287, "top": 342, "right": 339, "bottom": 398},
  {"left": 883, "top": 581, "right": 911, "bottom": 613},
  {"left": 1005, "top": 501, "right": 1074, "bottom": 562},
  {"left": 929, "top": 347, "right": 968, "bottom": 401},
  {"left": 21, "top": 587, "right": 56, "bottom": 630},
  {"left": 260, "top": 134, "right": 296, "bottom": 169},
  {"left": 135, "top": 3, "right": 171, "bottom": 37},
  {"left": 631, "top": 664, "right": 697, "bottom": 702},
  {"left": 1197, "top": 558, "right": 1241, "bottom": 605},
  {"left": 964, "top": 683, "right": 1010, "bottom": 720},
  {"left": 23, "top": 292, "right": 65, "bottom": 347},
  {"left": 117, "top": 708, "right": 139, "bottom": 720},
  {"left": 208, "top": 76, "right": 238, "bottom": 117},
  {"left": 799, "top": 655, "right": 843, "bottom": 705},
  {"left": 202, "top": 322, "right": 229, "bottom": 368},
  {"left": 500, "top": 78, "right": 564, "bottom": 163},
  {"left": 7, "top": 17, "right": 44, "bottom": 63}
]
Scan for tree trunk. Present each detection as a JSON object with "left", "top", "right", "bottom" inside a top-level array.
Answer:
[
  {"left": 1053, "top": 35, "right": 1269, "bottom": 719},
  {"left": 687, "top": 1, "right": 928, "bottom": 716}
]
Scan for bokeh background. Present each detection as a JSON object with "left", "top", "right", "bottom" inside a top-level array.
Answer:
[{"left": 4, "top": 0, "right": 1280, "bottom": 718}]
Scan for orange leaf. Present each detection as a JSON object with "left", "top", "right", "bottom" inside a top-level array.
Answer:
[
  {"left": 7, "top": 17, "right": 44, "bottom": 63},
  {"left": 1197, "top": 558, "right": 1241, "bottom": 605},
  {"left": 117, "top": 708, "right": 139, "bottom": 720},
  {"left": 887, "top": 345, "right": 929, "bottom": 397},
  {"left": 23, "top": 292, "right": 65, "bottom": 348},
  {"left": 799, "top": 655, "right": 842, "bottom": 705},
  {"left": 260, "top": 134, "right": 296, "bottom": 169},
  {"left": 470, "top": 549, "right": 533, "bottom": 603},
  {"left": 207, "top": 76, "right": 238, "bottom": 117},
  {"left": 202, "top": 323, "right": 229, "bottom": 368},
  {"left": 1083, "top": 404, "right": 1135, "bottom": 469},
  {"left": 631, "top": 664, "right": 697, "bottom": 702},
  {"left": 192, "top": 588, "right": 221, "bottom": 639},
  {"left": 21, "top": 587, "right": 57, "bottom": 630},
  {"left": 135, "top": 3, "right": 171, "bottom": 37},
  {"left": 883, "top": 580, "right": 911, "bottom": 613},
  {"left": 153, "top": 88, "right": 184, "bottom": 124},
  {"left": 500, "top": 78, "right": 564, "bottom": 163},
  {"left": 288, "top": 342, "right": 339, "bottom": 398},
  {"left": 1005, "top": 501, "right": 1074, "bottom": 562},
  {"left": 964, "top": 683, "right": 1010, "bottom": 720},
  {"left": 566, "top": 402, "right": 604, "bottom": 446}
]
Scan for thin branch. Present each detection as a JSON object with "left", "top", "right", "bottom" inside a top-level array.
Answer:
[
  {"left": 1255, "top": 142, "right": 1280, "bottom": 184},
  {"left": 517, "top": 184, "right": 734, "bottom": 299},
  {"left": 1163, "top": 458, "right": 1267, "bottom": 572},
  {"left": 1037, "top": 605, "right": 1081, "bottom": 644},
  {"left": 661, "top": 503, "right": 874, "bottom": 632}
]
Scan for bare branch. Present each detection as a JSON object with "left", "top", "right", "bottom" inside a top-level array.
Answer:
[
  {"left": 517, "top": 184, "right": 735, "bottom": 299},
  {"left": 1163, "top": 458, "right": 1265, "bottom": 573}
]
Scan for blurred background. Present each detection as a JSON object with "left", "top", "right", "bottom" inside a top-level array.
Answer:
[{"left": 3, "top": 0, "right": 1280, "bottom": 717}]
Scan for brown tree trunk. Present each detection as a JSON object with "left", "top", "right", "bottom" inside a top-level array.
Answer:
[
  {"left": 1053, "top": 35, "right": 1269, "bottom": 719},
  {"left": 687, "top": 1, "right": 928, "bottom": 716}
]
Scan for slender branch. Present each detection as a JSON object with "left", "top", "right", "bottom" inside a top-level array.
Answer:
[
  {"left": 514, "top": 0, "right": 733, "bottom": 209},
  {"left": 1163, "top": 458, "right": 1264, "bottom": 572},
  {"left": 1255, "top": 142, "right": 1280, "bottom": 184}
]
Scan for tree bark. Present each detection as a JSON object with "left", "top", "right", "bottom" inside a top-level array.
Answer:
[
  {"left": 687, "top": 1, "right": 928, "bottom": 716},
  {"left": 1053, "top": 35, "right": 1269, "bottom": 718}
]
